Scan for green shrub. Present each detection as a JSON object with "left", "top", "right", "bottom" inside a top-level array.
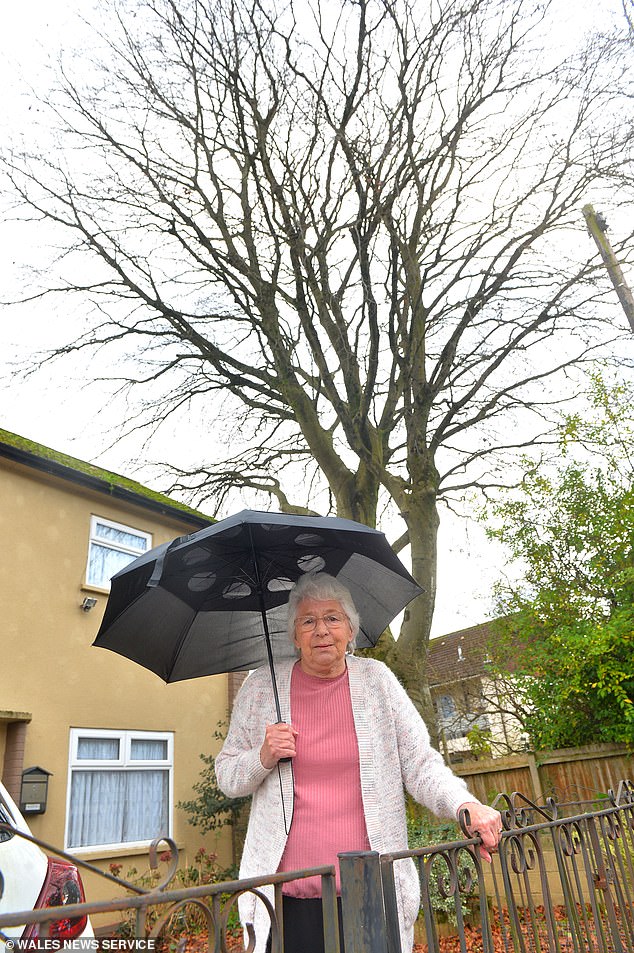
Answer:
[
  {"left": 111, "top": 848, "right": 241, "bottom": 945},
  {"left": 407, "top": 815, "right": 476, "bottom": 925},
  {"left": 177, "top": 724, "right": 250, "bottom": 835}
]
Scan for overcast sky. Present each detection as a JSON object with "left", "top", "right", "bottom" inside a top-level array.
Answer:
[{"left": 1, "top": 0, "right": 630, "bottom": 637}]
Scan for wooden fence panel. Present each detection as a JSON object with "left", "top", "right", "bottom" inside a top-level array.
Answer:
[
  {"left": 538, "top": 745, "right": 634, "bottom": 802},
  {"left": 453, "top": 743, "right": 634, "bottom": 804},
  {"left": 454, "top": 761, "right": 532, "bottom": 805}
]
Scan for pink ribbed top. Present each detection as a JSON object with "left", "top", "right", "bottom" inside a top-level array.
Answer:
[{"left": 278, "top": 661, "right": 370, "bottom": 898}]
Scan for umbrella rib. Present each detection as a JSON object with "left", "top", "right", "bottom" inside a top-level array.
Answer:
[{"left": 165, "top": 610, "right": 199, "bottom": 680}]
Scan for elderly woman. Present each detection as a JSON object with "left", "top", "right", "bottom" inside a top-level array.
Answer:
[{"left": 215, "top": 572, "right": 501, "bottom": 953}]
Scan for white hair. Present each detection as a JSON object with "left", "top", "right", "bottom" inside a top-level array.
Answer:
[{"left": 286, "top": 572, "right": 360, "bottom": 650}]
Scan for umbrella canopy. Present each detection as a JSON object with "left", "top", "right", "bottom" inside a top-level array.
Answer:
[{"left": 94, "top": 509, "right": 423, "bottom": 717}]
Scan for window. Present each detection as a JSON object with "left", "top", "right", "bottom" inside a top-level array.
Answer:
[
  {"left": 437, "top": 694, "right": 456, "bottom": 723},
  {"left": 86, "top": 516, "right": 152, "bottom": 589},
  {"left": 66, "top": 729, "right": 173, "bottom": 851}
]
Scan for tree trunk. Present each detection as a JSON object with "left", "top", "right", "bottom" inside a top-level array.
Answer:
[
  {"left": 336, "top": 463, "right": 380, "bottom": 529},
  {"left": 386, "top": 477, "right": 441, "bottom": 744}
]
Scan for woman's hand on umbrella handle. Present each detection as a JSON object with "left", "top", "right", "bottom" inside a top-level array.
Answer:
[{"left": 260, "top": 722, "right": 298, "bottom": 769}]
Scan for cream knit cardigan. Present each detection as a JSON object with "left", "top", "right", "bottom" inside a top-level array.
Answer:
[{"left": 215, "top": 656, "right": 477, "bottom": 953}]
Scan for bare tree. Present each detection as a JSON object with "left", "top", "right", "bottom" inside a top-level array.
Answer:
[{"left": 2, "top": 0, "right": 633, "bottom": 732}]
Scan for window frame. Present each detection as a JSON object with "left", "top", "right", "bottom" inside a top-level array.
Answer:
[
  {"left": 85, "top": 515, "right": 152, "bottom": 591},
  {"left": 65, "top": 728, "right": 174, "bottom": 853}
]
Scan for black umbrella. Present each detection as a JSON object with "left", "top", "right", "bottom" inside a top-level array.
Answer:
[{"left": 93, "top": 509, "right": 423, "bottom": 720}]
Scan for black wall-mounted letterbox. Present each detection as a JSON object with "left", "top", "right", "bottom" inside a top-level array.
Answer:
[{"left": 20, "top": 766, "right": 52, "bottom": 815}]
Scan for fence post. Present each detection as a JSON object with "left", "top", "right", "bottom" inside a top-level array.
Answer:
[
  {"left": 339, "top": 850, "right": 390, "bottom": 953},
  {"left": 526, "top": 752, "right": 545, "bottom": 803},
  {"left": 379, "top": 855, "right": 404, "bottom": 953}
]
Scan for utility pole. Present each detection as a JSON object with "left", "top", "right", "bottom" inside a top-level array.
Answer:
[{"left": 583, "top": 203, "right": 634, "bottom": 334}]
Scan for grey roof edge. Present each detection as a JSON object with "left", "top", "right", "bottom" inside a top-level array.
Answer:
[{"left": 0, "top": 428, "right": 213, "bottom": 530}]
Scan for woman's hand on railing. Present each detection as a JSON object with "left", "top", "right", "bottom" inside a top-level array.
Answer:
[{"left": 457, "top": 801, "right": 504, "bottom": 862}]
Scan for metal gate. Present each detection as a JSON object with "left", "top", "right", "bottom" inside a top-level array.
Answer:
[{"left": 1, "top": 780, "right": 633, "bottom": 953}]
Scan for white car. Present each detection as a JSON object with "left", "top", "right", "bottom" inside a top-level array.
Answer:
[{"left": 0, "top": 782, "right": 94, "bottom": 945}]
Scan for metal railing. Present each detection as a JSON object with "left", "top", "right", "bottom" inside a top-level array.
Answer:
[
  {"left": 374, "top": 778, "right": 634, "bottom": 953},
  {"left": 1, "top": 779, "right": 632, "bottom": 953}
]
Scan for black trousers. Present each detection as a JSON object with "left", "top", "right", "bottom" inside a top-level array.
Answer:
[{"left": 265, "top": 896, "right": 345, "bottom": 953}]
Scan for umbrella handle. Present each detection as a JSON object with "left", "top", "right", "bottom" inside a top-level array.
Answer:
[{"left": 276, "top": 720, "right": 293, "bottom": 763}]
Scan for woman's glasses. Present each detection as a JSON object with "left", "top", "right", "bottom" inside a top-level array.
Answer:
[{"left": 296, "top": 613, "right": 348, "bottom": 632}]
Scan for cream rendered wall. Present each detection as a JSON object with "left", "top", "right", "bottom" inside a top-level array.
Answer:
[{"left": 0, "top": 456, "right": 232, "bottom": 917}]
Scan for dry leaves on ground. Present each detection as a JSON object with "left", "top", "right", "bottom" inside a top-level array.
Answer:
[
  {"left": 169, "top": 924, "right": 497, "bottom": 953},
  {"left": 164, "top": 903, "right": 624, "bottom": 953}
]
